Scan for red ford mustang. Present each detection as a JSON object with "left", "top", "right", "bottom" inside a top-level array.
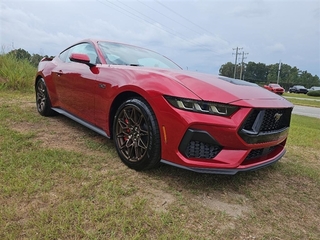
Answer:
[
  {"left": 263, "top": 83, "right": 285, "bottom": 95},
  {"left": 35, "top": 39, "right": 293, "bottom": 174}
]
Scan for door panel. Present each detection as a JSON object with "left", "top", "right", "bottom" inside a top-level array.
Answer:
[
  {"left": 53, "top": 42, "right": 100, "bottom": 124},
  {"left": 54, "top": 62, "right": 97, "bottom": 124}
]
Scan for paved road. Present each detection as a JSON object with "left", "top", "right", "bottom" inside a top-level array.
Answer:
[{"left": 292, "top": 105, "right": 320, "bottom": 119}]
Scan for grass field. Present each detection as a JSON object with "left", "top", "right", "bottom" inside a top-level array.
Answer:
[
  {"left": 0, "top": 91, "right": 319, "bottom": 239},
  {"left": 283, "top": 92, "right": 320, "bottom": 108}
]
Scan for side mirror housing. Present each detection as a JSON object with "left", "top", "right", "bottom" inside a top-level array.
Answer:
[{"left": 69, "top": 53, "right": 95, "bottom": 67}]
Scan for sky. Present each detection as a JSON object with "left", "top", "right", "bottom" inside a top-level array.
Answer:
[{"left": 1, "top": 0, "right": 319, "bottom": 77}]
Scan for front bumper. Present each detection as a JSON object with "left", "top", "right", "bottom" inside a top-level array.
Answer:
[
  {"left": 170, "top": 127, "right": 288, "bottom": 174},
  {"left": 157, "top": 100, "right": 292, "bottom": 174}
]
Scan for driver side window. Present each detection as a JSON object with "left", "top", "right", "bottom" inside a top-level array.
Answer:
[{"left": 65, "top": 43, "right": 99, "bottom": 64}]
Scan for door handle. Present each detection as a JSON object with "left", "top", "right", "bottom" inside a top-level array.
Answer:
[
  {"left": 99, "top": 83, "right": 106, "bottom": 89},
  {"left": 57, "top": 70, "right": 63, "bottom": 76}
]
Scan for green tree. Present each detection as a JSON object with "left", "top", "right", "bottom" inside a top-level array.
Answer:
[
  {"left": 30, "top": 53, "right": 43, "bottom": 67},
  {"left": 288, "top": 66, "right": 299, "bottom": 84},
  {"left": 279, "top": 64, "right": 292, "bottom": 83},
  {"left": 8, "top": 48, "right": 31, "bottom": 61},
  {"left": 245, "top": 62, "right": 268, "bottom": 82},
  {"left": 299, "top": 71, "right": 320, "bottom": 88},
  {"left": 219, "top": 61, "right": 320, "bottom": 89},
  {"left": 310, "top": 75, "right": 320, "bottom": 87},
  {"left": 267, "top": 64, "right": 278, "bottom": 83},
  {"left": 219, "top": 62, "right": 234, "bottom": 78}
]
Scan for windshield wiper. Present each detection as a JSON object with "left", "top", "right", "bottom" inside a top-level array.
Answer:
[{"left": 128, "top": 63, "right": 142, "bottom": 66}]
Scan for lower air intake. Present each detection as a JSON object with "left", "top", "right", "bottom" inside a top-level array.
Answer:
[
  {"left": 186, "top": 140, "right": 222, "bottom": 159},
  {"left": 245, "top": 146, "right": 277, "bottom": 160}
]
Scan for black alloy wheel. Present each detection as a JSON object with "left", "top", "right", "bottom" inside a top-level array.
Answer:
[
  {"left": 36, "top": 78, "right": 56, "bottom": 116},
  {"left": 113, "top": 98, "right": 161, "bottom": 170}
]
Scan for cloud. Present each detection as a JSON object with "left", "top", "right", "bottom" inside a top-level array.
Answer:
[
  {"left": 230, "top": 0, "right": 270, "bottom": 18},
  {"left": 0, "top": 0, "right": 319, "bottom": 76},
  {"left": 266, "top": 43, "right": 286, "bottom": 53}
]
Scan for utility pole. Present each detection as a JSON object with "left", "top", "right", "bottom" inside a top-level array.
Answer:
[
  {"left": 233, "top": 47, "right": 242, "bottom": 79},
  {"left": 239, "top": 52, "right": 249, "bottom": 80},
  {"left": 277, "top": 60, "right": 281, "bottom": 84}
]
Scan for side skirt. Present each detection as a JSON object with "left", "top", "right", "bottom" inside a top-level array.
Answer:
[{"left": 52, "top": 108, "right": 109, "bottom": 138}]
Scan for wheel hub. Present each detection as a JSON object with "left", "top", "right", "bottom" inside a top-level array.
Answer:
[{"left": 116, "top": 106, "right": 149, "bottom": 162}]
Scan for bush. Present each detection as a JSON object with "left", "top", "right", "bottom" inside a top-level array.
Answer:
[
  {"left": 0, "top": 54, "right": 36, "bottom": 92},
  {"left": 307, "top": 90, "right": 320, "bottom": 97}
]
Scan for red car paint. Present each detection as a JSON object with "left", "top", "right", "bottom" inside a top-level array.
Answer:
[
  {"left": 35, "top": 39, "right": 293, "bottom": 174},
  {"left": 263, "top": 83, "right": 285, "bottom": 95}
]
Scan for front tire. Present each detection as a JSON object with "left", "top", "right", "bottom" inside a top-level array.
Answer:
[
  {"left": 113, "top": 98, "right": 161, "bottom": 171},
  {"left": 36, "top": 78, "right": 56, "bottom": 116}
]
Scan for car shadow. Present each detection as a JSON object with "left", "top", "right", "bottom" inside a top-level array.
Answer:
[{"left": 52, "top": 113, "right": 276, "bottom": 191}]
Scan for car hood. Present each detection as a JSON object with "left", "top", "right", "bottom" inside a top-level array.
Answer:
[{"left": 147, "top": 68, "right": 291, "bottom": 107}]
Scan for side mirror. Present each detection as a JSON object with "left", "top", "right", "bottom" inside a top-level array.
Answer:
[{"left": 69, "top": 53, "right": 95, "bottom": 67}]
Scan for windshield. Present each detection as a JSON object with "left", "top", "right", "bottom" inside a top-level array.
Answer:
[{"left": 98, "top": 41, "right": 181, "bottom": 70}]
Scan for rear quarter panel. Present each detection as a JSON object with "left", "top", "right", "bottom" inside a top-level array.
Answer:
[{"left": 36, "top": 58, "right": 60, "bottom": 107}]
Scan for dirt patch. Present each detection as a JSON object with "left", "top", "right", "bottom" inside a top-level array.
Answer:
[
  {"left": 11, "top": 115, "right": 92, "bottom": 153},
  {"left": 194, "top": 192, "right": 251, "bottom": 218},
  {"left": 146, "top": 188, "right": 176, "bottom": 212},
  {"left": 0, "top": 76, "right": 7, "bottom": 83},
  {"left": 125, "top": 187, "right": 176, "bottom": 213}
]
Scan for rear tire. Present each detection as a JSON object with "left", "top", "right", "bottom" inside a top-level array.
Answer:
[
  {"left": 113, "top": 98, "right": 161, "bottom": 170},
  {"left": 35, "top": 78, "right": 57, "bottom": 116}
]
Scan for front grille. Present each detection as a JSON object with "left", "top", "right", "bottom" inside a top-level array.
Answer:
[
  {"left": 239, "top": 108, "right": 292, "bottom": 144},
  {"left": 185, "top": 140, "right": 222, "bottom": 159},
  {"left": 242, "top": 108, "right": 292, "bottom": 133},
  {"left": 243, "top": 109, "right": 260, "bottom": 130},
  {"left": 260, "top": 108, "right": 291, "bottom": 132}
]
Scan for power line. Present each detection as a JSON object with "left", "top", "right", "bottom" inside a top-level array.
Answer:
[
  {"left": 97, "top": 0, "right": 220, "bottom": 54},
  {"left": 97, "top": 0, "right": 188, "bottom": 43},
  {"left": 137, "top": 0, "right": 208, "bottom": 38},
  {"left": 155, "top": 0, "right": 230, "bottom": 45},
  {"left": 96, "top": 0, "right": 148, "bottom": 27}
]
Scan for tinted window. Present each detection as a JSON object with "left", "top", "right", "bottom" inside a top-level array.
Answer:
[{"left": 97, "top": 41, "right": 181, "bottom": 70}]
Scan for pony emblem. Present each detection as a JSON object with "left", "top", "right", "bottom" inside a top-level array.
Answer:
[{"left": 274, "top": 113, "right": 283, "bottom": 123}]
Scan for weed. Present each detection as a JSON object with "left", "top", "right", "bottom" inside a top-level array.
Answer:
[{"left": 0, "top": 54, "right": 35, "bottom": 91}]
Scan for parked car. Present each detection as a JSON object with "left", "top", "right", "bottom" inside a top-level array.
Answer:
[
  {"left": 35, "top": 39, "right": 293, "bottom": 175},
  {"left": 308, "top": 86, "right": 320, "bottom": 91},
  {"left": 288, "top": 85, "right": 308, "bottom": 94},
  {"left": 263, "top": 83, "right": 285, "bottom": 95}
]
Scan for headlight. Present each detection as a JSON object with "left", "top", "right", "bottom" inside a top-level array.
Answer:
[{"left": 164, "top": 96, "right": 239, "bottom": 116}]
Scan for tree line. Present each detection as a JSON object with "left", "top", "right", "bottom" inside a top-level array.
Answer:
[
  {"left": 2, "top": 48, "right": 54, "bottom": 68},
  {"left": 219, "top": 61, "right": 320, "bottom": 90}
]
